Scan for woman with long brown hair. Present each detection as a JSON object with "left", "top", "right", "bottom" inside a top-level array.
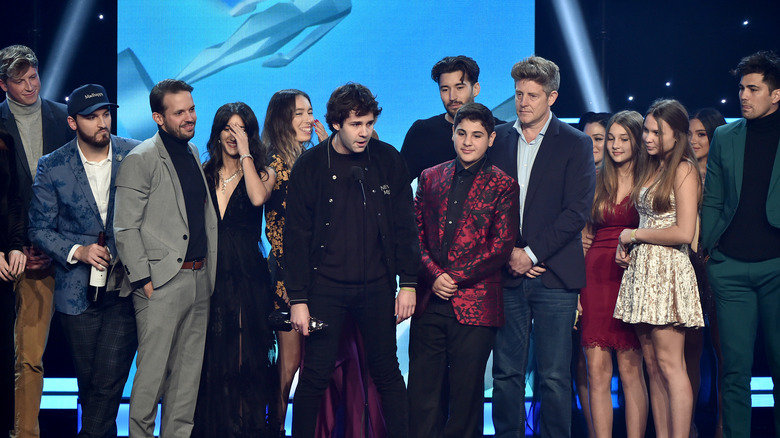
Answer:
[{"left": 614, "top": 99, "right": 704, "bottom": 438}]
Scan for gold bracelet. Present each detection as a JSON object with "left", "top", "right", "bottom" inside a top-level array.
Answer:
[
  {"left": 400, "top": 287, "right": 416, "bottom": 293},
  {"left": 630, "top": 229, "right": 638, "bottom": 243}
]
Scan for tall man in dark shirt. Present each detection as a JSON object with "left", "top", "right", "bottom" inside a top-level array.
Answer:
[
  {"left": 114, "top": 79, "right": 218, "bottom": 438},
  {"left": 701, "top": 50, "right": 780, "bottom": 438},
  {"left": 285, "top": 83, "right": 419, "bottom": 437},
  {"left": 401, "top": 55, "right": 503, "bottom": 182}
]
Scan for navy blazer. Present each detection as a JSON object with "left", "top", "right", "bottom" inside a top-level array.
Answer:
[
  {"left": 489, "top": 113, "right": 595, "bottom": 290},
  {"left": 0, "top": 98, "right": 73, "bottom": 214},
  {"left": 28, "top": 135, "right": 140, "bottom": 315}
]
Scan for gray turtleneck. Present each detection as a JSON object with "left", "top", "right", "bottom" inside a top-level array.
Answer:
[{"left": 6, "top": 95, "right": 43, "bottom": 176}]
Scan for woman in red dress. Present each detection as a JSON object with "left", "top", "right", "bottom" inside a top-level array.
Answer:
[{"left": 581, "top": 111, "right": 649, "bottom": 438}]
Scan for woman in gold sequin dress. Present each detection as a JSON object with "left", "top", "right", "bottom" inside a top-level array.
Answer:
[{"left": 613, "top": 99, "right": 704, "bottom": 438}]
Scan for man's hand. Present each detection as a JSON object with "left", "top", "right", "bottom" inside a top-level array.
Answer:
[
  {"left": 23, "top": 246, "right": 51, "bottom": 271},
  {"left": 290, "top": 303, "right": 311, "bottom": 336},
  {"left": 432, "top": 273, "right": 457, "bottom": 300},
  {"left": 395, "top": 288, "right": 416, "bottom": 324},
  {"left": 143, "top": 281, "right": 154, "bottom": 299},
  {"left": 582, "top": 231, "right": 594, "bottom": 255},
  {"left": 74, "top": 244, "right": 111, "bottom": 270},
  {"left": 0, "top": 250, "right": 27, "bottom": 281},
  {"left": 507, "top": 247, "right": 534, "bottom": 276},
  {"left": 525, "top": 264, "right": 547, "bottom": 279},
  {"left": 0, "top": 253, "right": 12, "bottom": 282}
]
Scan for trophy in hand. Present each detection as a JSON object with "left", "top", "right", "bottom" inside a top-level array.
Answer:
[{"left": 268, "top": 310, "right": 327, "bottom": 333}]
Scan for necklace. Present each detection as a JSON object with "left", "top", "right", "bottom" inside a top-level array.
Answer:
[{"left": 219, "top": 167, "right": 242, "bottom": 193}]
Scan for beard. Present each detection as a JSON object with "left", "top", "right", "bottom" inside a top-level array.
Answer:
[{"left": 77, "top": 126, "right": 110, "bottom": 149}]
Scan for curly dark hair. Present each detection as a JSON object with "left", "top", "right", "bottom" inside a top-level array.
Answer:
[{"left": 324, "top": 83, "right": 382, "bottom": 132}]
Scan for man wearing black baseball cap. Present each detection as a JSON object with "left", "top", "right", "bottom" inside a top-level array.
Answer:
[{"left": 28, "top": 83, "right": 140, "bottom": 437}]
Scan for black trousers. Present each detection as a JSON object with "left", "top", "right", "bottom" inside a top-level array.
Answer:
[
  {"left": 59, "top": 292, "right": 137, "bottom": 438},
  {"left": 407, "top": 307, "right": 496, "bottom": 438},
  {"left": 0, "top": 281, "right": 13, "bottom": 432},
  {"left": 292, "top": 284, "right": 408, "bottom": 438}
]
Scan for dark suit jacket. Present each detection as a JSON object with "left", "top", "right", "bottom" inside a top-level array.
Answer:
[
  {"left": 0, "top": 143, "right": 24, "bottom": 253},
  {"left": 28, "top": 135, "right": 141, "bottom": 315},
  {"left": 414, "top": 159, "right": 519, "bottom": 327},
  {"left": 490, "top": 113, "right": 595, "bottom": 290},
  {"left": 0, "top": 98, "right": 74, "bottom": 216},
  {"left": 701, "top": 118, "right": 780, "bottom": 253}
]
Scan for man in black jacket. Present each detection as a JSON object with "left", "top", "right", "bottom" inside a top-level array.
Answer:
[{"left": 285, "top": 83, "right": 419, "bottom": 438}]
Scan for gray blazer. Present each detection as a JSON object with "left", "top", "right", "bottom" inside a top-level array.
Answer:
[{"left": 113, "top": 132, "right": 217, "bottom": 294}]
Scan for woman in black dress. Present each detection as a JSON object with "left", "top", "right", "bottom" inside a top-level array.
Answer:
[{"left": 193, "top": 102, "right": 278, "bottom": 437}]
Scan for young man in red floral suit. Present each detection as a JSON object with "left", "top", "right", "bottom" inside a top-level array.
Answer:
[{"left": 407, "top": 102, "right": 519, "bottom": 438}]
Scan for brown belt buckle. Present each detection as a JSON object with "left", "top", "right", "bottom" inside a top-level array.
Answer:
[{"left": 182, "top": 258, "right": 206, "bottom": 270}]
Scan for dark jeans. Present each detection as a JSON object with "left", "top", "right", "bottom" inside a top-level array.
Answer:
[
  {"left": 59, "top": 292, "right": 137, "bottom": 438},
  {"left": 492, "top": 277, "right": 578, "bottom": 438},
  {"left": 292, "top": 284, "right": 408, "bottom": 438},
  {"left": 408, "top": 308, "right": 496, "bottom": 438}
]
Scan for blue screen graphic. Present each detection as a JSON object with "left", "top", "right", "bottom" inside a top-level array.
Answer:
[{"left": 117, "top": 0, "right": 535, "bottom": 151}]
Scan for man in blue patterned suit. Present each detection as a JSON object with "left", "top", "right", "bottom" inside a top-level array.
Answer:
[{"left": 28, "top": 84, "right": 139, "bottom": 438}]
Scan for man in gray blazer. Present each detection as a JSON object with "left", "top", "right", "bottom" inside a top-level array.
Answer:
[{"left": 114, "top": 79, "right": 217, "bottom": 438}]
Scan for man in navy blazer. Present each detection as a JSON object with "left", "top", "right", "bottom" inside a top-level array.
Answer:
[
  {"left": 489, "top": 56, "right": 595, "bottom": 438},
  {"left": 28, "top": 85, "right": 139, "bottom": 438}
]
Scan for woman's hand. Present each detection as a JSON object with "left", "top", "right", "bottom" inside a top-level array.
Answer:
[
  {"left": 228, "top": 122, "right": 250, "bottom": 156},
  {"left": 313, "top": 120, "right": 328, "bottom": 143}
]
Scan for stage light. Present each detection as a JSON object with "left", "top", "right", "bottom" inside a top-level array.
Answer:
[
  {"left": 721, "top": 99, "right": 727, "bottom": 104},
  {"left": 551, "top": 0, "right": 609, "bottom": 112},
  {"left": 99, "top": 14, "right": 104, "bottom": 19},
  {"left": 743, "top": 20, "right": 749, "bottom": 25},
  {"left": 665, "top": 81, "right": 671, "bottom": 87},
  {"left": 628, "top": 96, "right": 634, "bottom": 101},
  {"left": 42, "top": 0, "right": 98, "bottom": 101}
]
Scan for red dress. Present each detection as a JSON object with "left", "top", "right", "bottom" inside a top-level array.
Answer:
[{"left": 581, "top": 197, "right": 641, "bottom": 350}]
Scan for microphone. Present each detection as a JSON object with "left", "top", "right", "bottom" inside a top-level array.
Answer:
[{"left": 350, "top": 165, "right": 364, "bottom": 183}]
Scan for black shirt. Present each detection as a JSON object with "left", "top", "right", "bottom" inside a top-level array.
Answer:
[
  {"left": 315, "top": 143, "right": 388, "bottom": 287},
  {"left": 400, "top": 113, "right": 504, "bottom": 182},
  {"left": 158, "top": 128, "right": 208, "bottom": 262},
  {"left": 718, "top": 109, "right": 780, "bottom": 261}
]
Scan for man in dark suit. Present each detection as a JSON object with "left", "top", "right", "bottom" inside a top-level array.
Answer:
[
  {"left": 408, "top": 103, "right": 518, "bottom": 438},
  {"left": 489, "top": 56, "right": 595, "bottom": 438},
  {"left": 0, "top": 44, "right": 73, "bottom": 438},
  {"left": 28, "top": 84, "right": 139, "bottom": 438},
  {"left": 114, "top": 79, "right": 218, "bottom": 438},
  {"left": 702, "top": 50, "right": 780, "bottom": 438}
]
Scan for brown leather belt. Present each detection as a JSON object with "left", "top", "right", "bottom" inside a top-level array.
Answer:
[{"left": 181, "top": 258, "right": 206, "bottom": 270}]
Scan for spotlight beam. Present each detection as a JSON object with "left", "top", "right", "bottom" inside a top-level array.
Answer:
[
  {"left": 42, "top": 0, "right": 96, "bottom": 101},
  {"left": 550, "top": 0, "right": 610, "bottom": 112}
]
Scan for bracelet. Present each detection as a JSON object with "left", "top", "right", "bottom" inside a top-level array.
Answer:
[
  {"left": 400, "top": 287, "right": 416, "bottom": 293},
  {"left": 630, "top": 229, "right": 638, "bottom": 243},
  {"left": 239, "top": 154, "right": 254, "bottom": 165}
]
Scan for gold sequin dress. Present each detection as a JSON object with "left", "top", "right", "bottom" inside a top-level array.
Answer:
[{"left": 613, "top": 188, "right": 704, "bottom": 327}]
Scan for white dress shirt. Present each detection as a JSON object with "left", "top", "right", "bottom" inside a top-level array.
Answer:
[
  {"left": 513, "top": 110, "right": 552, "bottom": 264},
  {"left": 66, "top": 141, "right": 113, "bottom": 264}
]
